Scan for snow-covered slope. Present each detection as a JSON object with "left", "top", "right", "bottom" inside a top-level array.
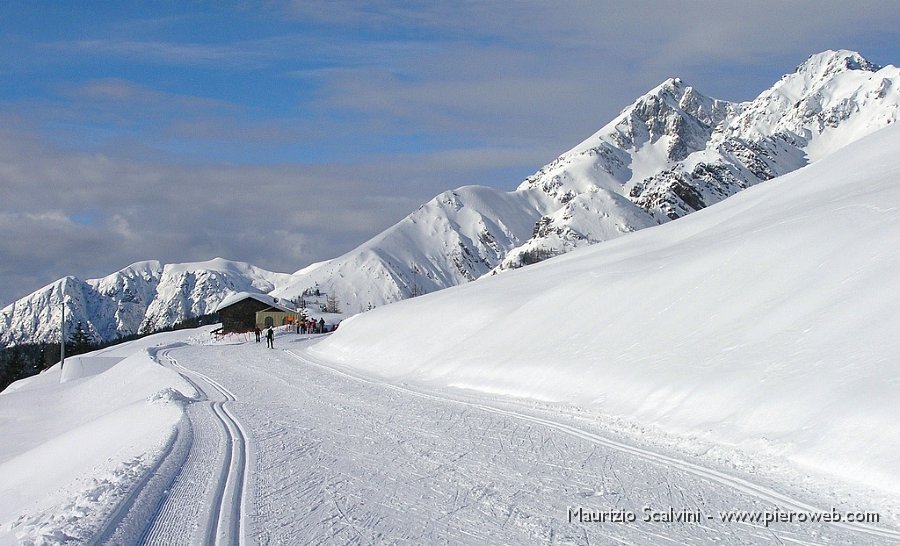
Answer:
[
  {"left": 313, "top": 122, "right": 900, "bottom": 497},
  {"left": 0, "top": 258, "right": 291, "bottom": 346},
  {"left": 271, "top": 185, "right": 555, "bottom": 311},
  {"left": 0, "top": 329, "right": 204, "bottom": 544}
]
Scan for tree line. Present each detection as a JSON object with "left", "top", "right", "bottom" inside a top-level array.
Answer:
[{"left": 0, "top": 313, "right": 218, "bottom": 392}]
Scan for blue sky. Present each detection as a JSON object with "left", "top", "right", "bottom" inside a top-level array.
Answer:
[{"left": 2, "top": 1, "right": 900, "bottom": 306}]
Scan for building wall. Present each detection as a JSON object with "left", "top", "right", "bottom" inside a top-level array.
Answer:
[
  {"left": 219, "top": 299, "right": 271, "bottom": 332},
  {"left": 256, "top": 311, "right": 297, "bottom": 328}
]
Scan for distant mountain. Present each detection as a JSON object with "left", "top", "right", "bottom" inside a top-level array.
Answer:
[
  {"left": 0, "top": 259, "right": 291, "bottom": 346},
  {"left": 3, "top": 50, "right": 899, "bottom": 345},
  {"left": 496, "top": 49, "right": 899, "bottom": 271},
  {"left": 270, "top": 185, "right": 556, "bottom": 310},
  {"left": 274, "top": 49, "right": 900, "bottom": 304}
]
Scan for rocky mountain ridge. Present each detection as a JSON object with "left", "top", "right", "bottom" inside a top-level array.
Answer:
[
  {"left": 4, "top": 50, "right": 898, "bottom": 346},
  {"left": 0, "top": 258, "right": 291, "bottom": 346},
  {"left": 497, "top": 49, "right": 899, "bottom": 270}
]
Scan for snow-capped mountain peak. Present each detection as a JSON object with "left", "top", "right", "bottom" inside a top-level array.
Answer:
[
  {"left": 727, "top": 50, "right": 895, "bottom": 146},
  {"left": 630, "top": 49, "right": 900, "bottom": 218},
  {"left": 793, "top": 49, "right": 881, "bottom": 83},
  {"left": 0, "top": 258, "right": 292, "bottom": 346},
  {"left": 3, "top": 50, "right": 899, "bottom": 346},
  {"left": 520, "top": 76, "right": 738, "bottom": 201}
]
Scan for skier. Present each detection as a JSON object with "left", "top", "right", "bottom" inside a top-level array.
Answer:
[
  {"left": 318, "top": 318, "right": 326, "bottom": 334},
  {"left": 254, "top": 326, "right": 261, "bottom": 343},
  {"left": 266, "top": 326, "right": 274, "bottom": 348}
]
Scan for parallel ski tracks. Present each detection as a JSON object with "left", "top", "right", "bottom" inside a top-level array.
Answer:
[
  {"left": 139, "top": 349, "right": 251, "bottom": 546},
  {"left": 96, "top": 343, "right": 899, "bottom": 543},
  {"left": 287, "top": 349, "right": 900, "bottom": 543}
]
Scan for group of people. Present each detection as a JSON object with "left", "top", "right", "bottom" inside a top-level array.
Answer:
[
  {"left": 296, "top": 317, "right": 327, "bottom": 334},
  {"left": 253, "top": 317, "right": 331, "bottom": 348}
]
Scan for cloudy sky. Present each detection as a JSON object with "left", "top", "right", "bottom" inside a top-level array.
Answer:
[{"left": 2, "top": 1, "right": 900, "bottom": 306}]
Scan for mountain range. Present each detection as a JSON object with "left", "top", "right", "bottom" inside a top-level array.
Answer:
[
  {"left": 2, "top": 49, "right": 898, "bottom": 347},
  {"left": 0, "top": 259, "right": 291, "bottom": 346}
]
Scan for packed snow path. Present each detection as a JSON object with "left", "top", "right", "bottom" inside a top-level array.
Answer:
[
  {"left": 145, "top": 349, "right": 250, "bottom": 545},
  {"left": 110, "top": 336, "right": 898, "bottom": 545}
]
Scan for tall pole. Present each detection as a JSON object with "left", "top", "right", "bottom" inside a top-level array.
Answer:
[
  {"left": 60, "top": 299, "right": 65, "bottom": 372},
  {"left": 60, "top": 281, "right": 66, "bottom": 374}
]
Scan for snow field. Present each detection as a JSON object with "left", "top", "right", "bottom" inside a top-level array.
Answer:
[
  {"left": 165, "top": 339, "right": 899, "bottom": 544},
  {"left": 0, "top": 331, "right": 202, "bottom": 545},
  {"left": 313, "top": 122, "right": 900, "bottom": 503},
  {"left": 2, "top": 327, "right": 898, "bottom": 543}
]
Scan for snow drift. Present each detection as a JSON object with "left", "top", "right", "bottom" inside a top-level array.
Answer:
[
  {"left": 0, "top": 330, "right": 202, "bottom": 544},
  {"left": 313, "top": 123, "right": 900, "bottom": 498}
]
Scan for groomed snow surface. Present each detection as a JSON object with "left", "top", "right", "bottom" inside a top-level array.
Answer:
[
  {"left": 0, "top": 330, "right": 204, "bottom": 545},
  {"left": 0, "top": 124, "right": 898, "bottom": 543},
  {"left": 3, "top": 334, "right": 899, "bottom": 544},
  {"left": 316, "top": 123, "right": 900, "bottom": 509}
]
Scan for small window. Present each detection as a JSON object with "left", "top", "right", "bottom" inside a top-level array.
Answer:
[{"left": 264, "top": 316, "right": 274, "bottom": 327}]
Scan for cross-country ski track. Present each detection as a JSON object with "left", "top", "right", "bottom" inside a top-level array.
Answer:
[
  {"left": 94, "top": 347, "right": 251, "bottom": 546},
  {"left": 94, "top": 335, "right": 900, "bottom": 545},
  {"left": 157, "top": 349, "right": 250, "bottom": 546}
]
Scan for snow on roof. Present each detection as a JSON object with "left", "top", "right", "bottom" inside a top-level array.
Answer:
[{"left": 216, "top": 291, "right": 296, "bottom": 314}]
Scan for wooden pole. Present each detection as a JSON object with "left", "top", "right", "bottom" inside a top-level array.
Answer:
[
  {"left": 60, "top": 299, "right": 65, "bottom": 373},
  {"left": 60, "top": 279, "right": 66, "bottom": 375}
]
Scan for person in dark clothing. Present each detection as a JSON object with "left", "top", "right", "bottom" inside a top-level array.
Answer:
[
  {"left": 266, "top": 326, "right": 274, "bottom": 348},
  {"left": 254, "top": 327, "right": 261, "bottom": 343},
  {"left": 318, "top": 318, "right": 325, "bottom": 334}
]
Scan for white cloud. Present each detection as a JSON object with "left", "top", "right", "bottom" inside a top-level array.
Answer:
[{"left": 0, "top": 128, "right": 536, "bottom": 306}]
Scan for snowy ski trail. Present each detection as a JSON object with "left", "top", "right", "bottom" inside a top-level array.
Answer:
[
  {"left": 102, "top": 348, "right": 251, "bottom": 545},
  {"left": 88, "top": 418, "right": 190, "bottom": 546},
  {"left": 100, "top": 336, "right": 900, "bottom": 544},
  {"left": 293, "top": 348, "right": 900, "bottom": 543},
  {"left": 164, "top": 352, "right": 249, "bottom": 544},
  {"left": 157, "top": 349, "right": 250, "bottom": 546}
]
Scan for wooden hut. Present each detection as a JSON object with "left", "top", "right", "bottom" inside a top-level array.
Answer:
[{"left": 216, "top": 292, "right": 297, "bottom": 332}]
